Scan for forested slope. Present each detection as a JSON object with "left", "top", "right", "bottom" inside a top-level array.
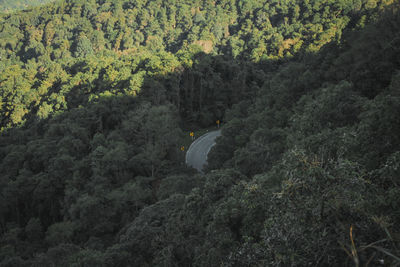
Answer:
[
  {"left": 0, "top": 0, "right": 55, "bottom": 13},
  {"left": 0, "top": 0, "right": 400, "bottom": 266},
  {"left": 0, "top": 0, "right": 391, "bottom": 130}
]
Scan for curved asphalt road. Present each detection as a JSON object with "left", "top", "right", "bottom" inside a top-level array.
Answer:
[{"left": 186, "top": 130, "right": 221, "bottom": 173}]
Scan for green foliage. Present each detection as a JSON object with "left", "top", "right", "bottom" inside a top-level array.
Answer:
[
  {"left": 0, "top": 0, "right": 390, "bottom": 129},
  {"left": 156, "top": 174, "right": 202, "bottom": 200},
  {"left": 0, "top": 0, "right": 54, "bottom": 13},
  {"left": 45, "top": 221, "right": 75, "bottom": 246},
  {"left": 0, "top": 0, "right": 400, "bottom": 266},
  {"left": 25, "top": 218, "right": 44, "bottom": 243},
  {"left": 74, "top": 35, "right": 94, "bottom": 58}
]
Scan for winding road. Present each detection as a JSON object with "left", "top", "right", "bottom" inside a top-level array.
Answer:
[{"left": 185, "top": 130, "right": 221, "bottom": 173}]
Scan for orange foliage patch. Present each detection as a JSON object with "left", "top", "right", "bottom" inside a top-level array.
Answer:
[{"left": 194, "top": 40, "right": 213, "bottom": 53}]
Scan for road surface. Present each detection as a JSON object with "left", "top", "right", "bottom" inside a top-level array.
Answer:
[{"left": 186, "top": 130, "right": 221, "bottom": 173}]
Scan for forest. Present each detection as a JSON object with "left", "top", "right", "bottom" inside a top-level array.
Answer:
[
  {"left": 0, "top": 0, "right": 399, "bottom": 266},
  {"left": 0, "top": 0, "right": 55, "bottom": 13}
]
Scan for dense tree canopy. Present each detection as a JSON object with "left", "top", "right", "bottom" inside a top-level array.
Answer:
[
  {"left": 0, "top": 0, "right": 55, "bottom": 13},
  {"left": 0, "top": 0, "right": 400, "bottom": 266}
]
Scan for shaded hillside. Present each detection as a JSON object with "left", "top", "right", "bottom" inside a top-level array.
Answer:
[{"left": 0, "top": 0, "right": 400, "bottom": 266}]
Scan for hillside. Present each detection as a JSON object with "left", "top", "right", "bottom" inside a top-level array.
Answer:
[
  {"left": 0, "top": 0, "right": 55, "bottom": 13},
  {"left": 0, "top": 0, "right": 400, "bottom": 266}
]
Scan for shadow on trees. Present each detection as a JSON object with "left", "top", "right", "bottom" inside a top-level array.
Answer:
[
  {"left": 0, "top": 49, "right": 271, "bottom": 234},
  {"left": 0, "top": 6, "right": 400, "bottom": 265}
]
